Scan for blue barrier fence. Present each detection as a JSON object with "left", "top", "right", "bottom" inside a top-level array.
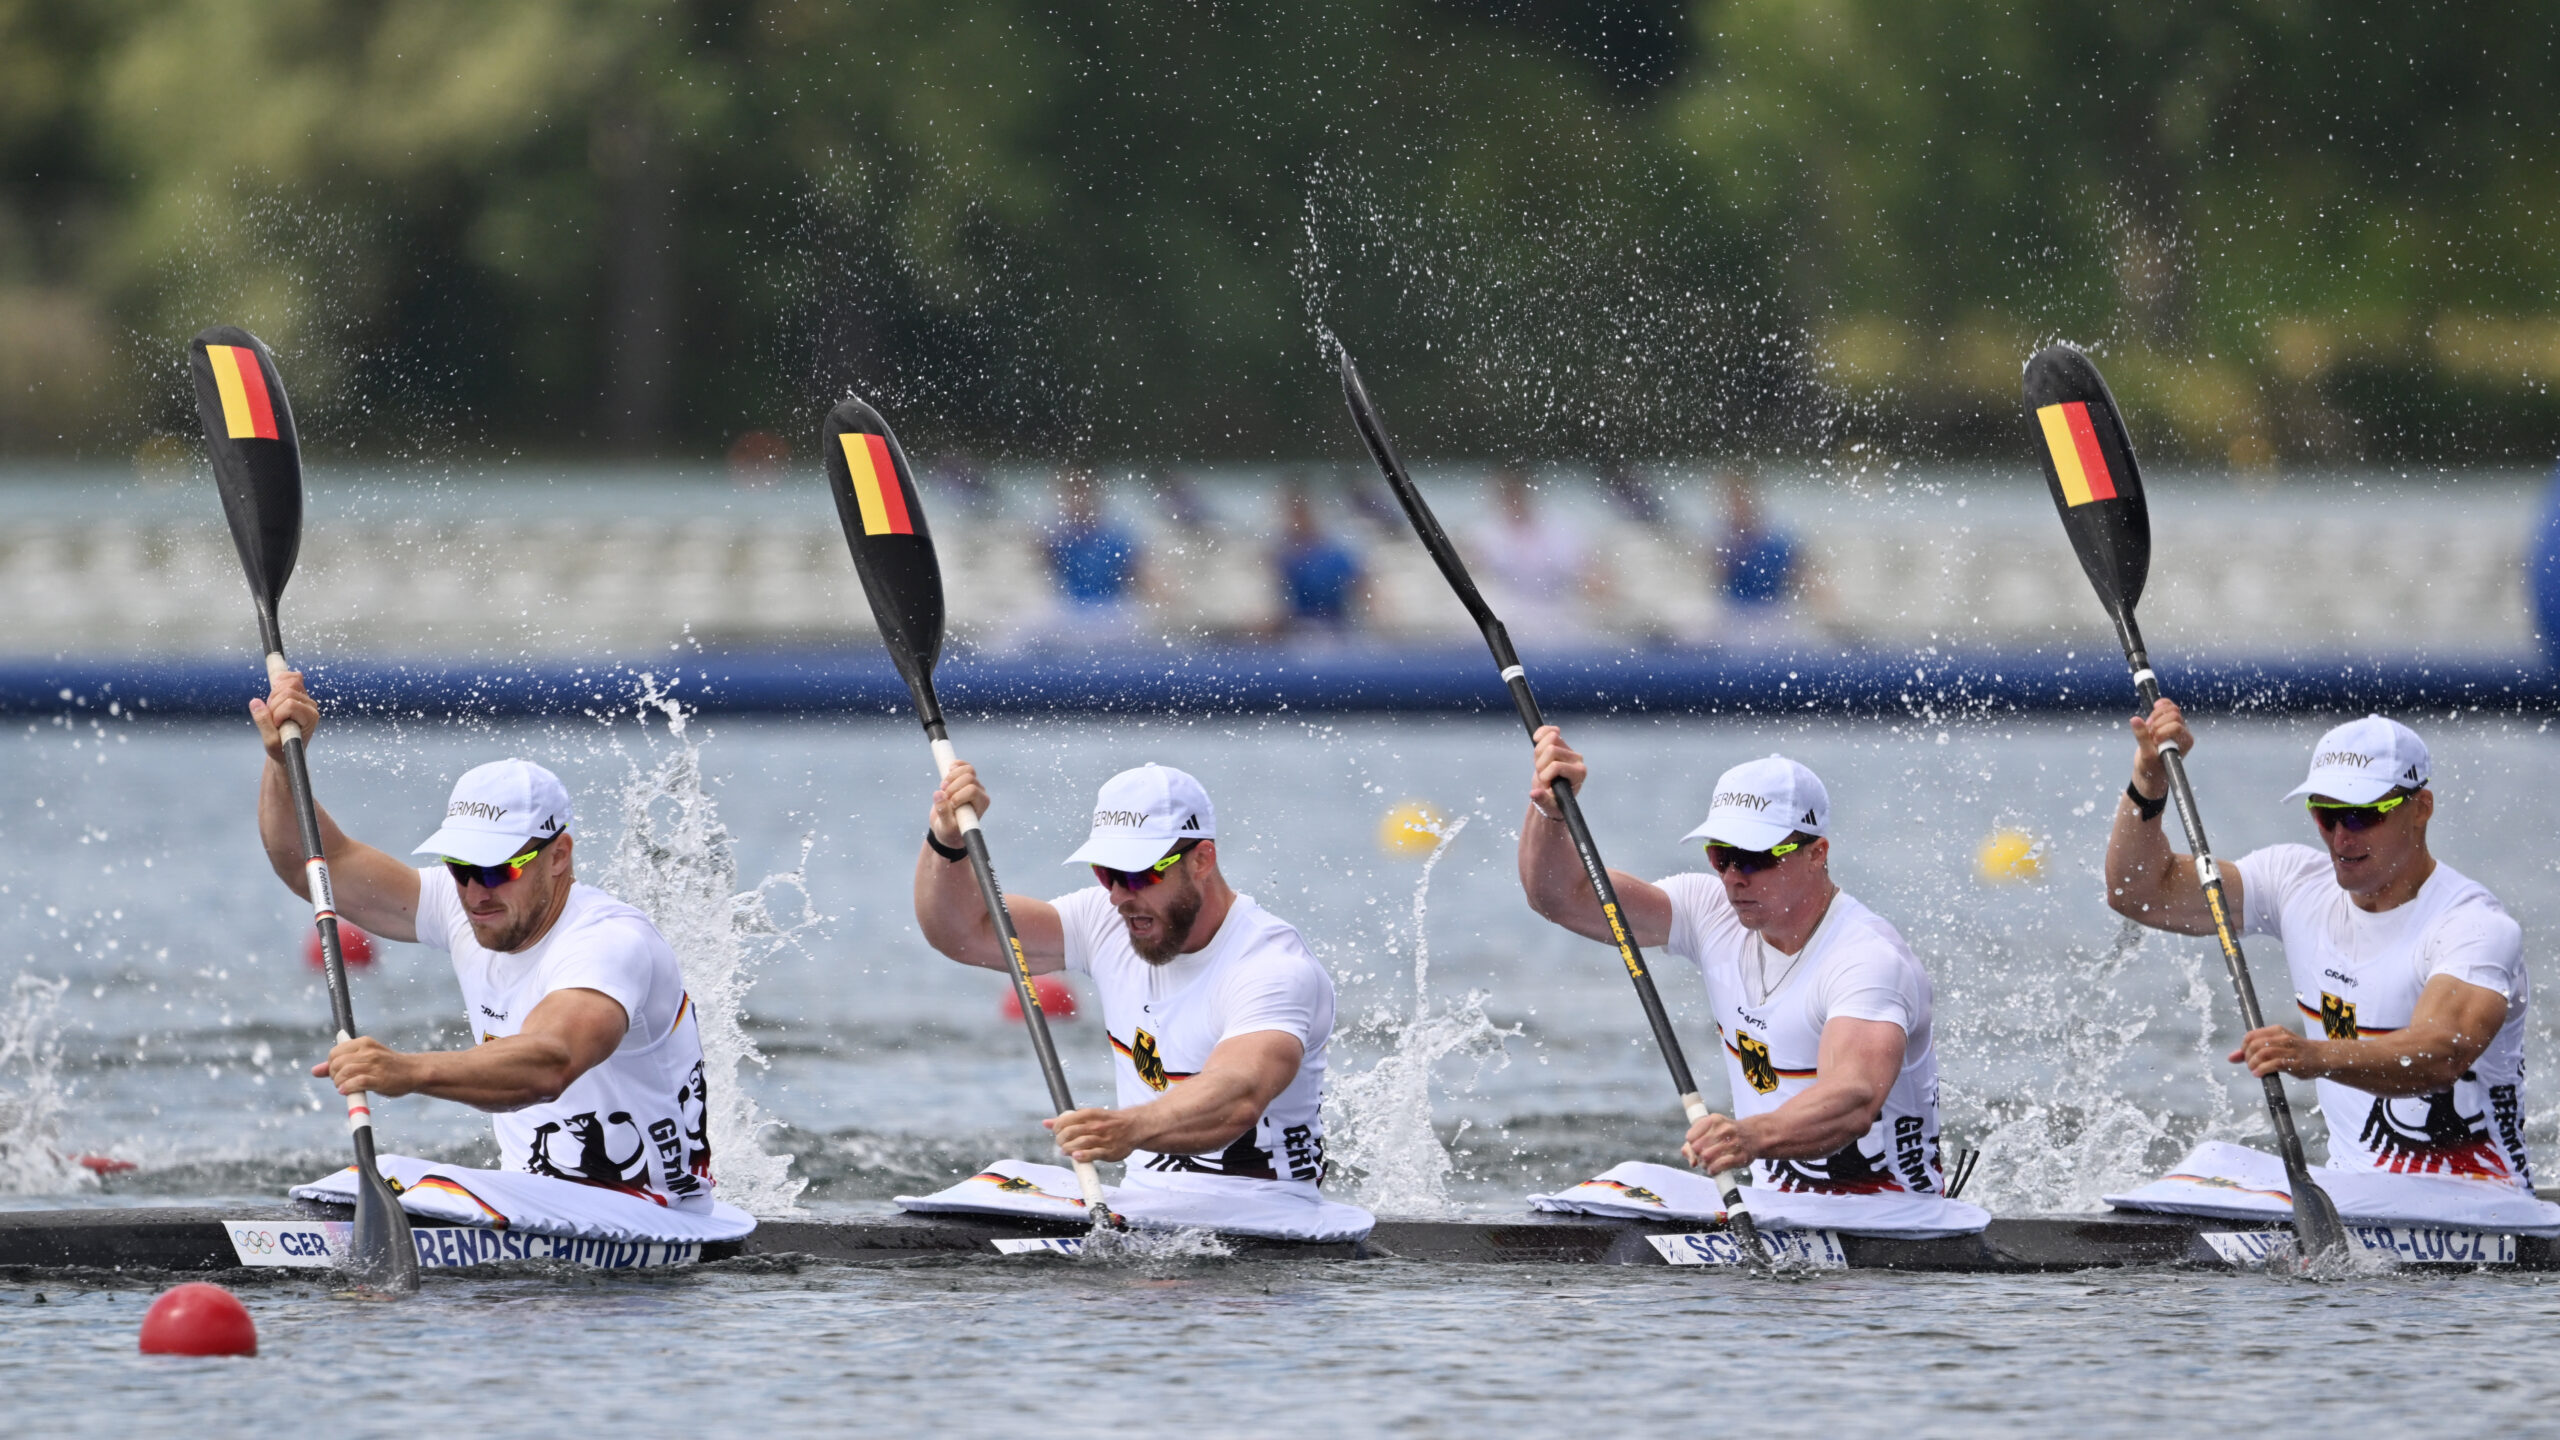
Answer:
[{"left": 7, "top": 647, "right": 2555, "bottom": 719}]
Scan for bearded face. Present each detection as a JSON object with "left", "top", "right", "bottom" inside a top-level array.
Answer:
[{"left": 1118, "top": 861, "right": 1205, "bottom": 963}]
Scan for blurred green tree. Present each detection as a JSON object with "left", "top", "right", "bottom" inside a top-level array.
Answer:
[{"left": 3, "top": 0, "right": 2557, "bottom": 464}]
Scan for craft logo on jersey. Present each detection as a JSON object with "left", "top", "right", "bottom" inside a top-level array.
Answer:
[
  {"left": 838, "top": 432, "right": 915, "bottom": 537},
  {"left": 2319, "top": 992, "right": 2358, "bottom": 1042},
  {"left": 1734, "top": 1032, "right": 1781, "bottom": 1095},
  {"left": 2035, "top": 400, "right": 2120, "bottom": 506}
]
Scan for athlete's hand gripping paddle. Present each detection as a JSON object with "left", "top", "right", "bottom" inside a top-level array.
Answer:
[
  {"left": 1339, "top": 351, "right": 1772, "bottom": 1269},
  {"left": 2024, "top": 342, "right": 2349, "bottom": 1267},
  {"left": 819, "top": 398, "right": 1121, "bottom": 1230},
  {"left": 189, "top": 326, "right": 420, "bottom": 1294}
]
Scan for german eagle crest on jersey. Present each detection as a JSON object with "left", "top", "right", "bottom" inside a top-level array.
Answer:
[
  {"left": 1736, "top": 1032, "right": 1781, "bottom": 1094},
  {"left": 2319, "top": 992, "right": 2358, "bottom": 1042},
  {"left": 1130, "top": 1028, "right": 1170, "bottom": 1091}
]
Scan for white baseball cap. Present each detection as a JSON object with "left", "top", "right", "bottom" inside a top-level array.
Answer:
[
  {"left": 413, "top": 759, "right": 575, "bottom": 866},
  {"left": 2282, "top": 715, "right": 2430, "bottom": 806},
  {"left": 1064, "top": 764, "right": 1216, "bottom": 872},
  {"left": 1681, "top": 755, "right": 1829, "bottom": 853}
]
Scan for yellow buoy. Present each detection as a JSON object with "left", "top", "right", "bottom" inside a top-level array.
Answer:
[
  {"left": 1976, "top": 827, "right": 2044, "bottom": 883},
  {"left": 1378, "top": 799, "right": 1446, "bottom": 857}
]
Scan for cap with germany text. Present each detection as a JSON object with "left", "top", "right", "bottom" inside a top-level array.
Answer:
[
  {"left": 1064, "top": 763, "right": 1217, "bottom": 872},
  {"left": 1680, "top": 755, "right": 1829, "bottom": 854}
]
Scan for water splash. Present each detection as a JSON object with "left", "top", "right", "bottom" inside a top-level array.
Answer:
[
  {"left": 0, "top": 975, "right": 92, "bottom": 1194},
  {"left": 1078, "top": 1224, "right": 1235, "bottom": 1264},
  {"left": 1947, "top": 917, "right": 2241, "bottom": 1212},
  {"left": 1324, "top": 816, "right": 1519, "bottom": 1215},
  {"left": 594, "top": 681, "right": 816, "bottom": 1214}
]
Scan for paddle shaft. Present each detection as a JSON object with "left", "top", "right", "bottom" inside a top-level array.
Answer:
[
  {"left": 2113, "top": 615, "right": 2327, "bottom": 1190},
  {"left": 260, "top": 642, "right": 393, "bottom": 1179},
  {"left": 1339, "top": 357, "right": 1767, "bottom": 1254},
  {"left": 923, "top": 724, "right": 1115, "bottom": 1221}
]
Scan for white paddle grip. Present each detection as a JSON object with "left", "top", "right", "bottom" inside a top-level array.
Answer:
[
  {"left": 263, "top": 651, "right": 304, "bottom": 742},
  {"left": 1680, "top": 1092, "right": 1709, "bottom": 1123},
  {"left": 931, "top": 739, "right": 982, "bottom": 835},
  {"left": 305, "top": 858, "right": 337, "bottom": 922},
  {"left": 1073, "top": 1159, "right": 1109, "bottom": 1212},
  {"left": 1716, "top": 1169, "right": 1754, "bottom": 1208},
  {"left": 332, "top": 1030, "right": 375, "bottom": 1135}
]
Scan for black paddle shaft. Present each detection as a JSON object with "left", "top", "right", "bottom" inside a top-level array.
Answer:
[
  {"left": 190, "top": 324, "right": 415, "bottom": 1291},
  {"left": 2025, "top": 341, "right": 2345, "bottom": 1260},
  {"left": 927, "top": 718, "right": 1080, "bottom": 1117},
  {"left": 819, "top": 395, "right": 1119, "bottom": 1226},
  {"left": 2117, "top": 618, "right": 2323, "bottom": 1177},
  {"left": 1337, "top": 357, "right": 1706, "bottom": 1109},
  {"left": 1340, "top": 352, "right": 1771, "bottom": 1268}
]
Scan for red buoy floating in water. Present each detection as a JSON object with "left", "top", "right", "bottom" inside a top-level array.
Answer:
[
  {"left": 1000, "top": 973, "right": 1077, "bottom": 1022},
  {"left": 303, "top": 922, "right": 373, "bottom": 969},
  {"left": 138, "top": 1283, "right": 257, "bottom": 1356}
]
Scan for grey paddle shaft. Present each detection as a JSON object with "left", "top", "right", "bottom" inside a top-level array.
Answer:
[
  {"left": 926, "top": 728, "right": 1117, "bottom": 1222},
  {"left": 2115, "top": 615, "right": 2343, "bottom": 1251},
  {"left": 1338, "top": 354, "right": 1767, "bottom": 1262},
  {"left": 261, "top": 644, "right": 416, "bottom": 1290}
]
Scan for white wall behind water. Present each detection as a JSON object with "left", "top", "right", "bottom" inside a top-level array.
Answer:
[{"left": 0, "top": 461, "right": 2543, "bottom": 660}]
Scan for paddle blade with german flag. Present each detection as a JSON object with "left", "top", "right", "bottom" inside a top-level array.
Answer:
[
  {"left": 189, "top": 326, "right": 303, "bottom": 625},
  {"left": 2023, "top": 343, "right": 2150, "bottom": 622},
  {"left": 821, "top": 397, "right": 945, "bottom": 723}
]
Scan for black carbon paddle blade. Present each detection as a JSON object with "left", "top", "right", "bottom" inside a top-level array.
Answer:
[
  {"left": 2023, "top": 344, "right": 2150, "bottom": 623},
  {"left": 345, "top": 1136, "right": 420, "bottom": 1294},
  {"left": 2286, "top": 1158, "right": 2351, "bottom": 1268},
  {"left": 188, "top": 326, "right": 302, "bottom": 647},
  {"left": 821, "top": 397, "right": 945, "bottom": 725}
]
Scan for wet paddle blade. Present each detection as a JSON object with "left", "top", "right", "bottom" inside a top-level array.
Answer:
[
  {"left": 188, "top": 327, "right": 303, "bottom": 643},
  {"left": 2286, "top": 1159, "right": 2351, "bottom": 1267},
  {"left": 2023, "top": 345, "right": 2150, "bottom": 624},
  {"left": 346, "top": 1135, "right": 419, "bottom": 1293},
  {"left": 821, "top": 399, "right": 945, "bottom": 725}
]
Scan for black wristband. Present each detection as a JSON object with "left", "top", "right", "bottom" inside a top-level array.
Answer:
[
  {"left": 2125, "top": 781, "right": 2167, "bottom": 823},
  {"left": 926, "top": 829, "right": 970, "bottom": 862}
]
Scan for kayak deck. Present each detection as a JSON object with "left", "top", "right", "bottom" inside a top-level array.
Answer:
[{"left": 0, "top": 1204, "right": 2539, "bottom": 1274}]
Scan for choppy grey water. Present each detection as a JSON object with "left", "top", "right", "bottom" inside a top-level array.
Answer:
[{"left": 6, "top": 704, "right": 2559, "bottom": 1433}]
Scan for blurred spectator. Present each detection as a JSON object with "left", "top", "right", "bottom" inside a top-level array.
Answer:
[
  {"left": 1271, "top": 484, "right": 1367, "bottom": 639},
  {"left": 1713, "top": 467, "right": 1826, "bottom": 648},
  {"left": 1034, "top": 466, "right": 1145, "bottom": 642},
  {"left": 1600, "top": 460, "right": 1665, "bottom": 526},
  {"left": 727, "top": 430, "right": 790, "bottom": 488},
  {"left": 1154, "top": 467, "right": 1216, "bottom": 534},
  {"left": 1469, "top": 466, "right": 1595, "bottom": 637},
  {"left": 925, "top": 454, "right": 994, "bottom": 513}
]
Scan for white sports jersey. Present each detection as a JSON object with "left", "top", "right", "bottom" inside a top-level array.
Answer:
[
  {"left": 1658, "top": 875, "right": 1945, "bottom": 1195},
  {"left": 413, "top": 869, "right": 715, "bottom": 1211},
  {"left": 1053, "top": 887, "right": 1334, "bottom": 1196},
  {"left": 2237, "top": 845, "right": 2532, "bottom": 1187}
]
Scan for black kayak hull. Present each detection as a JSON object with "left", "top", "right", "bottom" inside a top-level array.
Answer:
[{"left": 0, "top": 1204, "right": 2540, "bottom": 1275}]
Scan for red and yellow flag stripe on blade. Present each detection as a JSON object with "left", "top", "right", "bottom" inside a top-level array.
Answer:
[
  {"left": 2035, "top": 400, "right": 2118, "bottom": 506},
  {"left": 838, "top": 432, "right": 914, "bottom": 536},
  {"left": 204, "top": 343, "right": 280, "bottom": 440}
]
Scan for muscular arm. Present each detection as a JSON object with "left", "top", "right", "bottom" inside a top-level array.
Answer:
[
  {"left": 911, "top": 758, "right": 1065, "bottom": 973},
  {"left": 314, "top": 987, "right": 629, "bottom": 1112},
  {"left": 2103, "top": 697, "right": 2241, "bottom": 937},
  {"left": 1683, "top": 1016, "right": 1905, "bottom": 1171},
  {"left": 253, "top": 670, "right": 421, "bottom": 942},
  {"left": 2234, "top": 974, "right": 2508, "bottom": 1096},
  {"left": 1048, "top": 1030, "right": 1305, "bottom": 1163},
  {"left": 1517, "top": 725, "right": 1673, "bottom": 948}
]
